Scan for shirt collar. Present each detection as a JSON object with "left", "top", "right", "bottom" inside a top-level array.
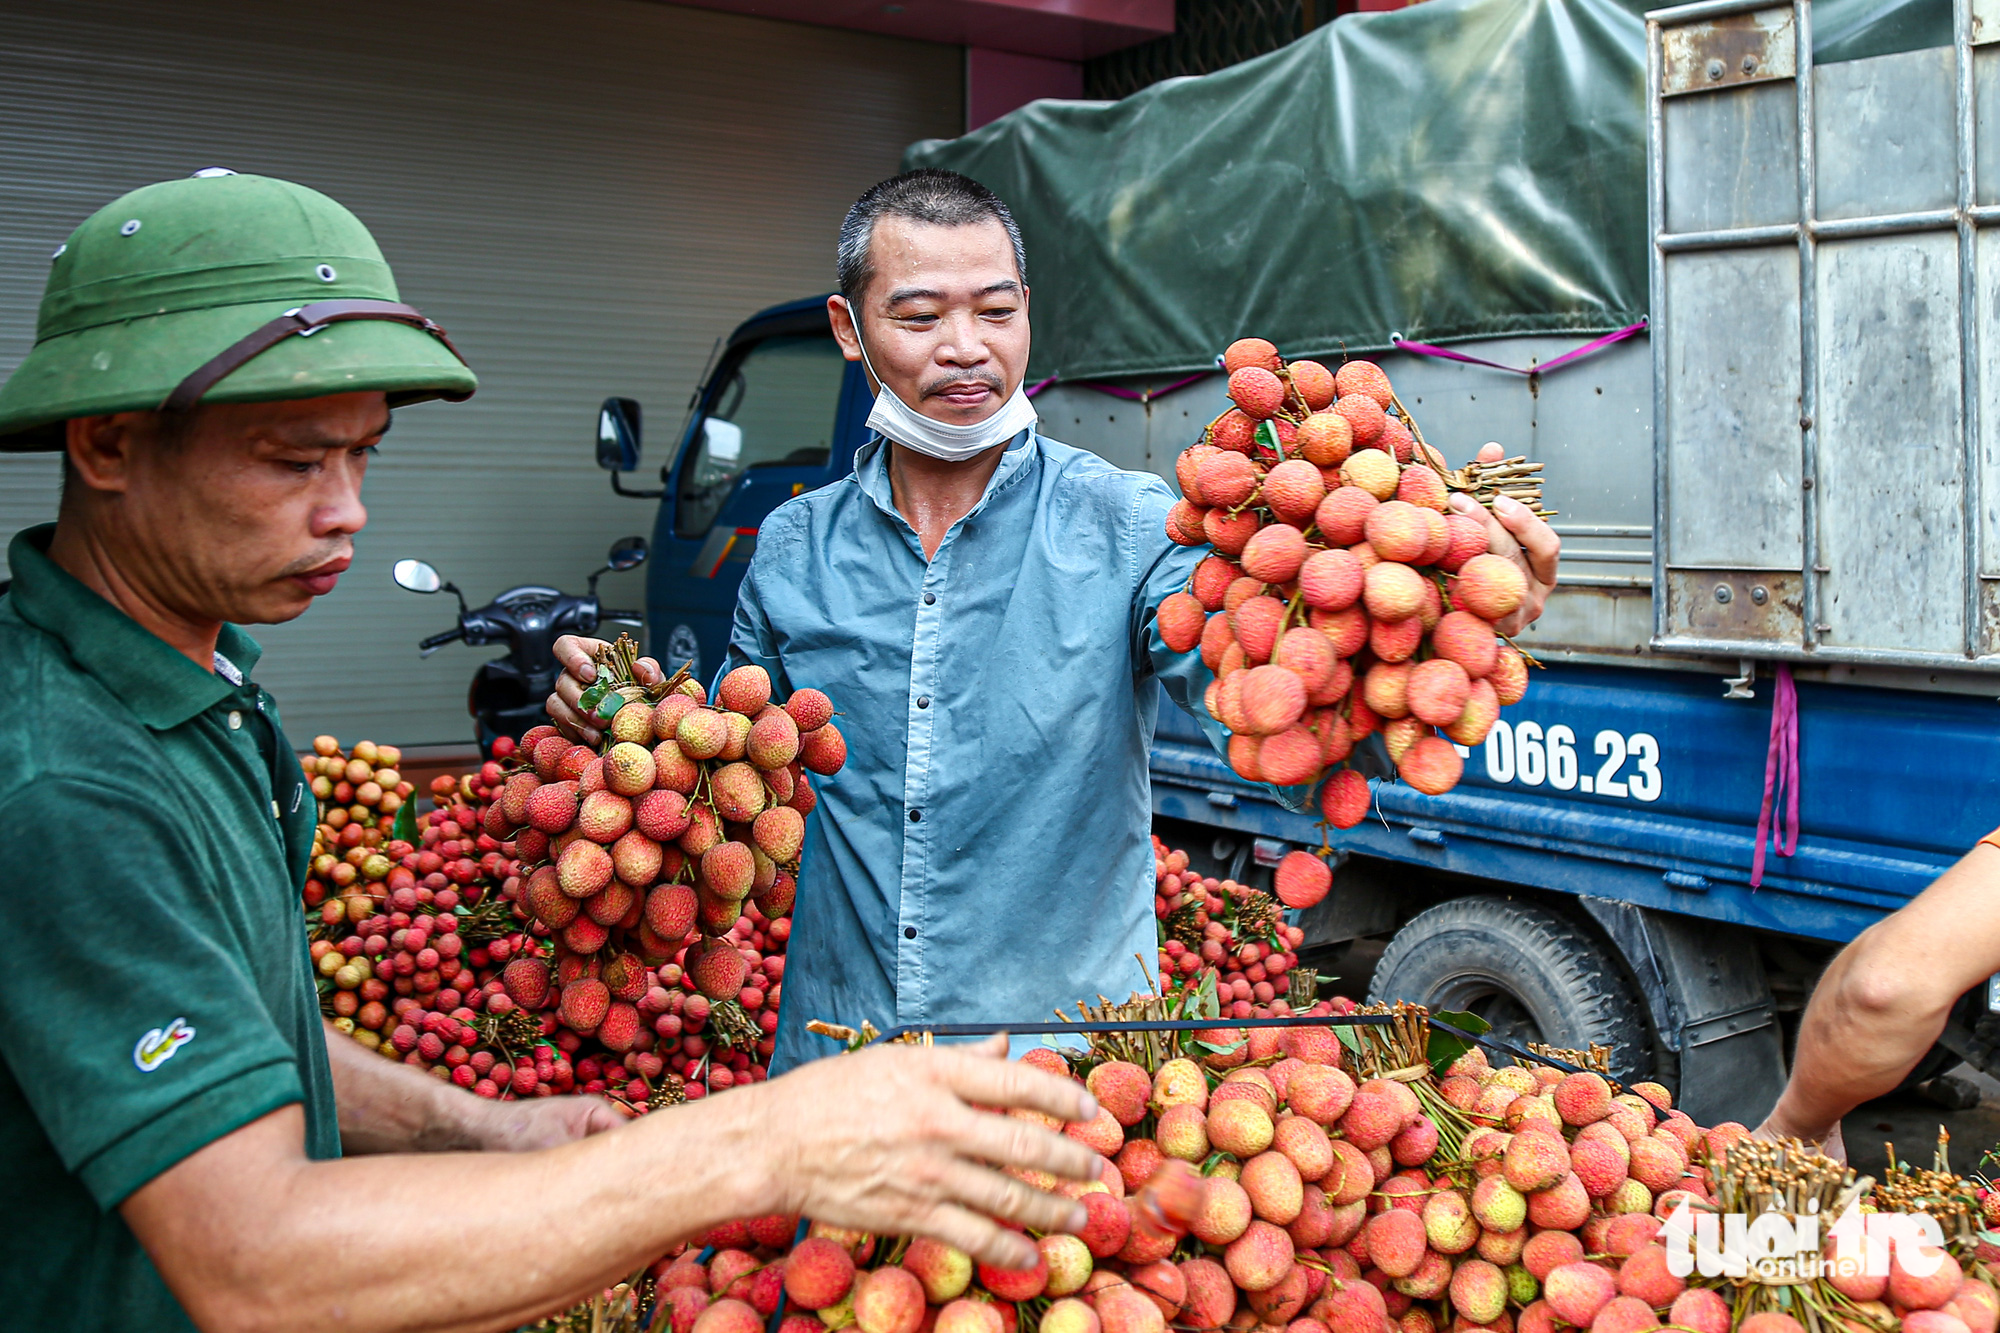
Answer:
[
  {"left": 851, "top": 429, "right": 1040, "bottom": 527},
  {"left": 7, "top": 524, "right": 264, "bottom": 731}
]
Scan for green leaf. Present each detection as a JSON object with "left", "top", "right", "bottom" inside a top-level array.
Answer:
[
  {"left": 1196, "top": 1039, "right": 1246, "bottom": 1055},
  {"left": 1255, "top": 419, "right": 1283, "bottom": 456},
  {"left": 1336, "top": 1025, "right": 1363, "bottom": 1054},
  {"left": 1426, "top": 1008, "right": 1492, "bottom": 1076},
  {"left": 1196, "top": 969, "right": 1220, "bottom": 1021},
  {"left": 391, "top": 799, "right": 417, "bottom": 845}
]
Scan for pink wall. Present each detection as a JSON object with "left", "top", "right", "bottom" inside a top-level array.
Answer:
[
  {"left": 966, "top": 47, "right": 1084, "bottom": 129},
  {"left": 666, "top": 0, "right": 1171, "bottom": 60}
]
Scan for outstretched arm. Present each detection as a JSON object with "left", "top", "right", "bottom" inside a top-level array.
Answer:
[
  {"left": 1757, "top": 841, "right": 2000, "bottom": 1157},
  {"left": 126, "top": 1035, "right": 1100, "bottom": 1333},
  {"left": 324, "top": 1021, "right": 624, "bottom": 1154}
]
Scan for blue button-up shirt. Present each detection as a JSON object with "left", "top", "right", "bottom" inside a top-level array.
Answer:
[{"left": 723, "top": 430, "right": 1221, "bottom": 1069}]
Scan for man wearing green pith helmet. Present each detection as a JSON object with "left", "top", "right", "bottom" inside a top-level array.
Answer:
[{"left": 0, "top": 170, "right": 1111, "bottom": 1332}]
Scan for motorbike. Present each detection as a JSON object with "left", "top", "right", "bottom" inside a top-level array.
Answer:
[{"left": 394, "top": 536, "right": 648, "bottom": 757}]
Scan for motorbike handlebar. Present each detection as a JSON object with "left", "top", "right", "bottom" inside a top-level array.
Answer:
[
  {"left": 420, "top": 627, "right": 464, "bottom": 651},
  {"left": 599, "top": 610, "right": 646, "bottom": 625}
]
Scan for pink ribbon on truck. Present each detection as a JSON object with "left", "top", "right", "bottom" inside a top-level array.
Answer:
[{"left": 1750, "top": 663, "right": 1800, "bottom": 888}]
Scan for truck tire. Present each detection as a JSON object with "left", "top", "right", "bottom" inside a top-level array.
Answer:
[{"left": 1367, "top": 896, "right": 1653, "bottom": 1082}]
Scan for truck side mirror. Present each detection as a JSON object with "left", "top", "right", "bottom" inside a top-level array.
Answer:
[
  {"left": 596, "top": 397, "right": 642, "bottom": 472},
  {"left": 607, "top": 536, "right": 648, "bottom": 571}
]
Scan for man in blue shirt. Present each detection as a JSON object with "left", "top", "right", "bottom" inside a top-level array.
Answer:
[{"left": 552, "top": 170, "right": 1560, "bottom": 1071}]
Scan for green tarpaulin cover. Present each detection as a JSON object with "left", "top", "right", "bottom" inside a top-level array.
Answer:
[{"left": 904, "top": 0, "right": 1949, "bottom": 385}]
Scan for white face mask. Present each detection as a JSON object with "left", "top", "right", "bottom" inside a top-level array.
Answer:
[{"left": 850, "top": 319, "right": 1037, "bottom": 463}]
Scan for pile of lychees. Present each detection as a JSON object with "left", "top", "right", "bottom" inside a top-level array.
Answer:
[
  {"left": 655, "top": 1007, "right": 2000, "bottom": 1333},
  {"left": 1158, "top": 338, "right": 1533, "bottom": 827},
  {"left": 1152, "top": 835, "right": 1337, "bottom": 1023}
]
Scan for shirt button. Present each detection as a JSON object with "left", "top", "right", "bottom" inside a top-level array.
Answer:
[
  {"left": 227, "top": 711, "right": 242, "bottom": 730},
  {"left": 909, "top": 809, "right": 922, "bottom": 822},
  {"left": 917, "top": 695, "right": 931, "bottom": 709},
  {"left": 903, "top": 925, "right": 917, "bottom": 940},
  {"left": 923, "top": 592, "right": 937, "bottom": 605}
]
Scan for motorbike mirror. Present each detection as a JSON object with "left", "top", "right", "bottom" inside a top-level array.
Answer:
[
  {"left": 597, "top": 397, "right": 642, "bottom": 472},
  {"left": 607, "top": 536, "right": 649, "bottom": 571},
  {"left": 393, "top": 559, "right": 443, "bottom": 594}
]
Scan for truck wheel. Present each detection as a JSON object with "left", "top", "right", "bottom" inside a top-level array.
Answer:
[{"left": 1367, "top": 896, "right": 1653, "bottom": 1082}]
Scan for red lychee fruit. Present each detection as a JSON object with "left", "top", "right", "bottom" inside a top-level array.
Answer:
[
  {"left": 702, "top": 841, "right": 756, "bottom": 901},
  {"left": 1617, "top": 1243, "right": 1684, "bottom": 1308},
  {"left": 1299, "top": 411, "right": 1353, "bottom": 467},
  {"left": 902, "top": 1236, "right": 972, "bottom": 1304},
  {"left": 1431, "top": 611, "right": 1500, "bottom": 679},
  {"left": 1627, "top": 1136, "right": 1687, "bottom": 1193},
  {"left": 1319, "top": 768, "right": 1372, "bottom": 829},
  {"left": 1199, "top": 450, "right": 1259, "bottom": 509},
  {"left": 677, "top": 708, "right": 730, "bottom": 760},
  {"left": 1543, "top": 1262, "right": 1616, "bottom": 1328},
  {"left": 1289, "top": 360, "right": 1337, "bottom": 411},
  {"left": 718, "top": 665, "right": 771, "bottom": 716},
  {"left": 1390, "top": 1114, "right": 1439, "bottom": 1166},
  {"left": 1407, "top": 659, "right": 1472, "bottom": 728},
  {"left": 645, "top": 883, "right": 697, "bottom": 940},
  {"left": 747, "top": 711, "right": 801, "bottom": 771},
  {"left": 598, "top": 1001, "right": 643, "bottom": 1052},
  {"left": 1369, "top": 611, "right": 1423, "bottom": 664},
  {"left": 1311, "top": 603, "right": 1369, "bottom": 656},
  {"left": 1207, "top": 408, "right": 1257, "bottom": 455},
  {"left": 558, "top": 977, "right": 610, "bottom": 1032},
  {"left": 780, "top": 688, "right": 833, "bottom": 734},
  {"left": 1079, "top": 1189, "right": 1133, "bottom": 1258},
  {"left": 1396, "top": 465, "right": 1449, "bottom": 512},
  {"left": 1891, "top": 1244, "right": 1963, "bottom": 1311},
  {"left": 1333, "top": 360, "right": 1393, "bottom": 406},
  {"left": 1503, "top": 1134, "right": 1570, "bottom": 1192},
  {"left": 604, "top": 740, "right": 656, "bottom": 797},
  {"left": 977, "top": 1248, "right": 1048, "bottom": 1302},
  {"left": 935, "top": 1301, "right": 1003, "bottom": 1333},
  {"left": 1176, "top": 444, "right": 1217, "bottom": 504},
  {"left": 1191, "top": 555, "right": 1238, "bottom": 610},
  {"left": 852, "top": 1265, "right": 925, "bottom": 1333},
  {"left": 1229, "top": 366, "right": 1286, "bottom": 419},
  {"left": 1224, "top": 337, "right": 1283, "bottom": 374},
  {"left": 1452, "top": 553, "right": 1528, "bottom": 621},
  {"left": 611, "top": 829, "right": 664, "bottom": 888},
  {"left": 636, "top": 789, "right": 693, "bottom": 843},
  {"left": 1739, "top": 1316, "right": 1805, "bottom": 1333},
  {"left": 525, "top": 781, "right": 579, "bottom": 835},
  {"left": 578, "top": 789, "right": 634, "bottom": 843},
  {"left": 1231, "top": 595, "right": 1286, "bottom": 664},
  {"left": 689, "top": 936, "right": 749, "bottom": 999},
  {"left": 1205, "top": 505, "right": 1261, "bottom": 557},
  {"left": 1275, "top": 849, "right": 1331, "bottom": 909},
  {"left": 1263, "top": 460, "right": 1327, "bottom": 525},
  {"left": 558, "top": 839, "right": 614, "bottom": 898},
  {"left": 1334, "top": 394, "right": 1385, "bottom": 445},
  {"left": 586, "top": 879, "right": 637, "bottom": 926},
  {"left": 1240, "top": 664, "right": 1308, "bottom": 735},
  {"left": 1289, "top": 1064, "right": 1358, "bottom": 1128},
  {"left": 1364, "top": 501, "right": 1432, "bottom": 563},
  {"left": 525, "top": 866, "right": 581, "bottom": 928},
  {"left": 1158, "top": 592, "right": 1206, "bottom": 653},
  {"left": 1362, "top": 1208, "right": 1425, "bottom": 1278},
  {"left": 1242, "top": 523, "right": 1310, "bottom": 584},
  {"left": 800, "top": 722, "right": 846, "bottom": 775},
  {"left": 1571, "top": 1135, "right": 1629, "bottom": 1198},
  {"left": 1087, "top": 1061, "right": 1154, "bottom": 1128},
  {"left": 1065, "top": 1106, "right": 1125, "bottom": 1156},
  {"left": 1207, "top": 1098, "right": 1276, "bottom": 1157},
  {"left": 1192, "top": 1176, "right": 1253, "bottom": 1245},
  {"left": 1522, "top": 1230, "right": 1585, "bottom": 1281},
  {"left": 1273, "top": 1114, "right": 1334, "bottom": 1181},
  {"left": 1668, "top": 1289, "right": 1730, "bottom": 1333},
  {"left": 1363, "top": 562, "right": 1426, "bottom": 622},
  {"left": 1489, "top": 642, "right": 1529, "bottom": 705},
  {"left": 1274, "top": 625, "right": 1338, "bottom": 695},
  {"left": 1339, "top": 448, "right": 1398, "bottom": 500},
  {"left": 1298, "top": 549, "right": 1363, "bottom": 612},
  {"left": 502, "top": 957, "right": 551, "bottom": 1009},
  {"left": 1241, "top": 1150, "right": 1305, "bottom": 1225},
  {"left": 1257, "top": 726, "right": 1320, "bottom": 785},
  {"left": 1362, "top": 660, "right": 1412, "bottom": 720},
  {"left": 692, "top": 1299, "right": 763, "bottom": 1333},
  {"left": 752, "top": 805, "right": 805, "bottom": 863},
  {"left": 783, "top": 1238, "right": 855, "bottom": 1311},
  {"left": 1178, "top": 1258, "right": 1236, "bottom": 1331},
  {"left": 1593, "top": 1295, "right": 1662, "bottom": 1333},
  {"left": 1438, "top": 513, "right": 1491, "bottom": 572},
  {"left": 1396, "top": 735, "right": 1463, "bottom": 796},
  {"left": 1527, "top": 1171, "right": 1591, "bottom": 1229},
  {"left": 1224, "top": 1218, "right": 1296, "bottom": 1292},
  {"left": 1316, "top": 485, "right": 1379, "bottom": 545}
]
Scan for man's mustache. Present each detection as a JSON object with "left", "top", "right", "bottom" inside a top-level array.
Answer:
[{"left": 921, "top": 370, "right": 1006, "bottom": 400}]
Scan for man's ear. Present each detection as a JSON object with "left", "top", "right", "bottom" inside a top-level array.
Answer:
[
  {"left": 64, "top": 414, "right": 143, "bottom": 496},
  {"left": 827, "top": 294, "right": 862, "bottom": 364}
]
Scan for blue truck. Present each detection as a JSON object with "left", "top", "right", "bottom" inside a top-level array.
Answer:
[{"left": 587, "top": 0, "right": 1996, "bottom": 1127}]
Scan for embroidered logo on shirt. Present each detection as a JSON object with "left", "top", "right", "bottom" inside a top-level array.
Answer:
[{"left": 133, "top": 1018, "right": 196, "bottom": 1071}]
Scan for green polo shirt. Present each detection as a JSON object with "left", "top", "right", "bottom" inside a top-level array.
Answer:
[{"left": 0, "top": 524, "right": 338, "bottom": 1329}]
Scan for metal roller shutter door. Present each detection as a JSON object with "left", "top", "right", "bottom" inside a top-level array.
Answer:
[{"left": 0, "top": 0, "right": 960, "bottom": 745}]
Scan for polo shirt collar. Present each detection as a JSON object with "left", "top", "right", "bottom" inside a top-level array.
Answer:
[
  {"left": 7, "top": 524, "right": 264, "bottom": 731},
  {"left": 852, "top": 428, "right": 1039, "bottom": 525}
]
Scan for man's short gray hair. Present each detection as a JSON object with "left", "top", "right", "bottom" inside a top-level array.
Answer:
[{"left": 836, "top": 169, "right": 1027, "bottom": 303}]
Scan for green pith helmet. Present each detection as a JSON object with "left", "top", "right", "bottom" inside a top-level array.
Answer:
[{"left": 0, "top": 169, "right": 476, "bottom": 449}]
